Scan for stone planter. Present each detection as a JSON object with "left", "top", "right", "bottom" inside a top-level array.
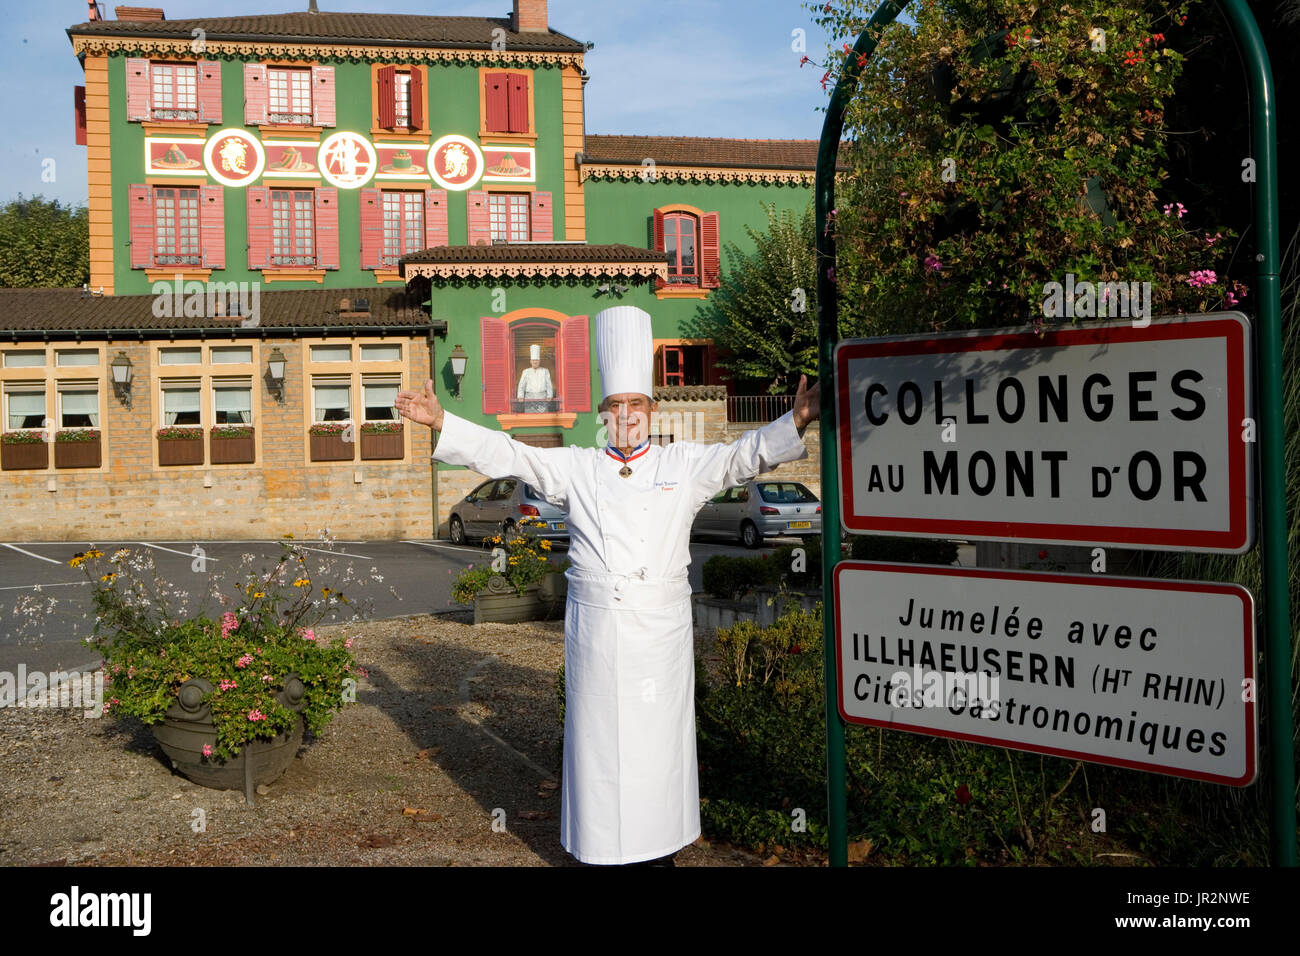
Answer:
[
  {"left": 360, "top": 428, "right": 403, "bottom": 460},
  {"left": 539, "top": 569, "right": 568, "bottom": 616},
  {"left": 309, "top": 433, "right": 354, "bottom": 461},
  {"left": 158, "top": 435, "right": 204, "bottom": 465},
  {"left": 693, "top": 588, "right": 822, "bottom": 630},
  {"left": 55, "top": 436, "right": 101, "bottom": 469},
  {"left": 1, "top": 441, "right": 48, "bottom": 470},
  {"left": 151, "top": 674, "right": 307, "bottom": 806},
  {"left": 210, "top": 429, "right": 255, "bottom": 464},
  {"left": 473, "top": 574, "right": 544, "bottom": 624}
]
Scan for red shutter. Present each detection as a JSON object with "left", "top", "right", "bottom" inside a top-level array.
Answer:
[
  {"left": 652, "top": 208, "right": 666, "bottom": 290},
  {"left": 73, "top": 85, "right": 87, "bottom": 145},
  {"left": 466, "top": 190, "right": 492, "bottom": 246},
  {"left": 424, "top": 188, "right": 449, "bottom": 249},
  {"left": 312, "top": 66, "right": 336, "bottom": 127},
  {"left": 197, "top": 61, "right": 222, "bottom": 123},
  {"left": 484, "top": 72, "right": 509, "bottom": 133},
  {"left": 315, "top": 188, "right": 339, "bottom": 270},
  {"left": 410, "top": 68, "right": 424, "bottom": 130},
  {"left": 199, "top": 185, "right": 225, "bottom": 270},
  {"left": 529, "top": 191, "right": 553, "bottom": 242},
  {"left": 560, "top": 314, "right": 590, "bottom": 413},
  {"left": 359, "top": 188, "right": 384, "bottom": 270},
  {"left": 243, "top": 63, "right": 267, "bottom": 125},
  {"left": 125, "top": 58, "right": 151, "bottom": 121},
  {"left": 506, "top": 73, "right": 529, "bottom": 133},
  {"left": 376, "top": 65, "right": 396, "bottom": 130},
  {"left": 246, "top": 186, "right": 271, "bottom": 269},
  {"left": 128, "top": 184, "right": 154, "bottom": 268},
  {"left": 480, "top": 316, "right": 512, "bottom": 415},
  {"left": 701, "top": 211, "right": 721, "bottom": 288}
]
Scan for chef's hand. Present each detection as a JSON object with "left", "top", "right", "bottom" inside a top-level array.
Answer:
[
  {"left": 396, "top": 379, "right": 445, "bottom": 431},
  {"left": 792, "top": 374, "right": 821, "bottom": 430}
]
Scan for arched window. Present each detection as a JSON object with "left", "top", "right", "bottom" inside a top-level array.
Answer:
[
  {"left": 653, "top": 206, "right": 721, "bottom": 289},
  {"left": 663, "top": 213, "right": 697, "bottom": 284}
]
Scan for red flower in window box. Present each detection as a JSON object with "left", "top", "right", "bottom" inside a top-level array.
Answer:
[{"left": 156, "top": 426, "right": 203, "bottom": 441}]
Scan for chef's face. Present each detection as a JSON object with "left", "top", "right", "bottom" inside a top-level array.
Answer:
[
  {"left": 600, "top": 392, "right": 655, "bottom": 448},
  {"left": 530, "top": 358, "right": 540, "bottom": 368}
]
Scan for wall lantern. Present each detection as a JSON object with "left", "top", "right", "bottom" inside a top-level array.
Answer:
[
  {"left": 449, "top": 344, "right": 468, "bottom": 400},
  {"left": 267, "top": 347, "right": 287, "bottom": 402},
  {"left": 110, "top": 351, "right": 133, "bottom": 408}
]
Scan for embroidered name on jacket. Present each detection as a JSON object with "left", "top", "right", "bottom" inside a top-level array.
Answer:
[{"left": 656, "top": 481, "right": 679, "bottom": 491}]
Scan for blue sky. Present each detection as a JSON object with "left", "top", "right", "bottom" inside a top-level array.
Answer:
[{"left": 0, "top": 0, "right": 850, "bottom": 207}]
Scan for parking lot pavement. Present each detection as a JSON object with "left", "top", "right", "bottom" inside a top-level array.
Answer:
[{"left": 0, "top": 535, "right": 793, "bottom": 678}]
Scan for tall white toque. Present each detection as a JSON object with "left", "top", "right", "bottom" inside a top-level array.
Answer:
[
  {"left": 594, "top": 305, "right": 654, "bottom": 401},
  {"left": 529, "top": 343, "right": 541, "bottom": 361}
]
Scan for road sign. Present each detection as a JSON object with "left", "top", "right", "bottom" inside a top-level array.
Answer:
[
  {"left": 834, "top": 561, "right": 1257, "bottom": 785},
  {"left": 834, "top": 313, "right": 1253, "bottom": 551}
]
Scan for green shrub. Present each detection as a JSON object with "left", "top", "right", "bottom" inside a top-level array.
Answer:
[
  {"left": 849, "top": 535, "right": 958, "bottom": 566},
  {"left": 701, "top": 554, "right": 780, "bottom": 600}
]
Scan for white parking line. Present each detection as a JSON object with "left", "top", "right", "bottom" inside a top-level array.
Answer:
[
  {"left": 2, "top": 544, "right": 64, "bottom": 565},
  {"left": 402, "top": 539, "right": 486, "bottom": 556},
  {"left": 0, "top": 580, "right": 90, "bottom": 591},
  {"left": 135, "top": 542, "right": 221, "bottom": 561},
  {"left": 294, "top": 545, "right": 373, "bottom": 559}
]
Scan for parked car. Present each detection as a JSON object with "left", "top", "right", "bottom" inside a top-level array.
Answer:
[
  {"left": 692, "top": 480, "right": 822, "bottom": 549},
  {"left": 448, "top": 478, "right": 569, "bottom": 545}
]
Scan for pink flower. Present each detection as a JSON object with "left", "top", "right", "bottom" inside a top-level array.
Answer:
[
  {"left": 220, "top": 611, "right": 238, "bottom": 639},
  {"left": 300, "top": 627, "right": 317, "bottom": 642},
  {"left": 1186, "top": 269, "right": 1218, "bottom": 289},
  {"left": 218, "top": 678, "right": 238, "bottom": 691},
  {"left": 1163, "top": 202, "right": 1187, "bottom": 218},
  {"left": 344, "top": 637, "right": 354, "bottom": 649},
  {"left": 261, "top": 674, "right": 273, "bottom": 682},
  {"left": 247, "top": 709, "right": 266, "bottom": 722},
  {"left": 202, "top": 744, "right": 213, "bottom": 758},
  {"left": 1204, "top": 232, "right": 1223, "bottom": 246},
  {"left": 924, "top": 254, "right": 943, "bottom": 272},
  {"left": 799, "top": 55, "right": 811, "bottom": 67},
  {"left": 235, "top": 653, "right": 254, "bottom": 669}
]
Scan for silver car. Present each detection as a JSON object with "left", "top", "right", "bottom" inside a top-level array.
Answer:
[
  {"left": 692, "top": 480, "right": 822, "bottom": 549},
  {"left": 447, "top": 478, "right": 569, "bottom": 545}
]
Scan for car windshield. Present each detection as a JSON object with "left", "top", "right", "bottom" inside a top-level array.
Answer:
[{"left": 756, "top": 482, "right": 818, "bottom": 504}]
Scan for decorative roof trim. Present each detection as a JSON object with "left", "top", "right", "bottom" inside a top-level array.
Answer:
[
  {"left": 401, "top": 260, "right": 669, "bottom": 281},
  {"left": 580, "top": 163, "right": 815, "bottom": 185},
  {"left": 70, "top": 35, "right": 583, "bottom": 67},
  {"left": 653, "top": 385, "right": 727, "bottom": 402}
]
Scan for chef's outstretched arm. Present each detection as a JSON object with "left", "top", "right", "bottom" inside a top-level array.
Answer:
[
  {"left": 396, "top": 379, "right": 572, "bottom": 508},
  {"left": 691, "top": 374, "right": 820, "bottom": 498}
]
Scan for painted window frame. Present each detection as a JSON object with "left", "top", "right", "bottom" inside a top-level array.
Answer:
[
  {"left": 267, "top": 65, "right": 314, "bottom": 126},
  {"left": 270, "top": 187, "right": 317, "bottom": 267},
  {"left": 478, "top": 67, "right": 536, "bottom": 143},
  {"left": 381, "top": 189, "right": 426, "bottom": 267}
]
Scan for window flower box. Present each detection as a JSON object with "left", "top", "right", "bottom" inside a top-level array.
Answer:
[
  {"left": 1, "top": 430, "right": 49, "bottom": 470},
  {"left": 157, "top": 426, "right": 205, "bottom": 465},
  {"left": 360, "top": 421, "right": 403, "bottom": 460},
  {"left": 55, "top": 429, "right": 102, "bottom": 469},
  {"left": 210, "top": 425, "right": 255, "bottom": 464},
  {"left": 308, "top": 421, "right": 354, "bottom": 461}
]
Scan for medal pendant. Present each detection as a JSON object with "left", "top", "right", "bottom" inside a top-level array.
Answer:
[{"left": 619, "top": 465, "right": 632, "bottom": 478}]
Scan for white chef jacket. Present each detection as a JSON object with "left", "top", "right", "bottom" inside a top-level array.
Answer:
[
  {"left": 433, "top": 407, "right": 809, "bottom": 864},
  {"left": 516, "top": 366, "right": 554, "bottom": 400}
]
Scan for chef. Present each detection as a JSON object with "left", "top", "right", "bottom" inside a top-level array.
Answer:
[
  {"left": 516, "top": 343, "right": 554, "bottom": 413},
  {"left": 396, "top": 305, "right": 820, "bottom": 866}
]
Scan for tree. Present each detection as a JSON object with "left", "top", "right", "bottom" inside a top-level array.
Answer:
[{"left": 0, "top": 195, "right": 90, "bottom": 288}]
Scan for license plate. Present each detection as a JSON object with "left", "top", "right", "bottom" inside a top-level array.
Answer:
[
  {"left": 551, "top": 522, "right": 566, "bottom": 531},
  {"left": 788, "top": 521, "right": 812, "bottom": 530}
]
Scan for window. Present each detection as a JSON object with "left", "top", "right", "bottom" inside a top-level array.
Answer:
[
  {"left": 653, "top": 206, "right": 721, "bottom": 291},
  {"left": 55, "top": 350, "right": 99, "bottom": 367},
  {"left": 58, "top": 388, "right": 99, "bottom": 429},
  {"left": 360, "top": 344, "right": 401, "bottom": 362},
  {"left": 312, "top": 382, "right": 351, "bottom": 422},
  {"left": 655, "top": 344, "right": 712, "bottom": 386},
  {"left": 382, "top": 191, "right": 424, "bottom": 265},
  {"left": 363, "top": 380, "right": 399, "bottom": 422},
  {"left": 394, "top": 72, "right": 412, "bottom": 128},
  {"left": 211, "top": 346, "right": 253, "bottom": 364},
  {"left": 153, "top": 188, "right": 201, "bottom": 266},
  {"left": 663, "top": 213, "right": 697, "bottom": 284},
  {"left": 373, "top": 65, "right": 425, "bottom": 132},
  {"left": 310, "top": 345, "right": 351, "bottom": 363},
  {"left": 482, "top": 71, "right": 531, "bottom": 135},
  {"left": 160, "top": 347, "right": 202, "bottom": 365},
  {"left": 268, "top": 67, "right": 313, "bottom": 125},
  {"left": 162, "top": 383, "right": 202, "bottom": 426},
  {"left": 271, "top": 189, "right": 315, "bottom": 266},
  {"left": 757, "top": 482, "right": 818, "bottom": 504},
  {"left": 3, "top": 351, "right": 44, "bottom": 368},
  {"left": 213, "top": 384, "right": 253, "bottom": 424},
  {"left": 151, "top": 63, "right": 197, "bottom": 120},
  {"left": 488, "top": 193, "right": 530, "bottom": 242},
  {"left": 6, "top": 389, "right": 46, "bottom": 430}
]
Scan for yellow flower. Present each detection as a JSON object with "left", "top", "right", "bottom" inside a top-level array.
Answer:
[
  {"left": 540, "top": 540, "right": 552, "bottom": 551},
  {"left": 293, "top": 579, "right": 309, "bottom": 587},
  {"left": 282, "top": 533, "right": 294, "bottom": 539},
  {"left": 68, "top": 556, "right": 84, "bottom": 568},
  {"left": 99, "top": 572, "right": 116, "bottom": 582},
  {"left": 252, "top": 591, "right": 266, "bottom": 599},
  {"left": 322, "top": 587, "right": 333, "bottom": 596}
]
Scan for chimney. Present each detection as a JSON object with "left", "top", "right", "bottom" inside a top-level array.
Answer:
[
  {"left": 114, "top": 6, "right": 165, "bottom": 20},
  {"left": 87, "top": 1, "right": 102, "bottom": 21},
  {"left": 512, "top": 0, "right": 547, "bottom": 33}
]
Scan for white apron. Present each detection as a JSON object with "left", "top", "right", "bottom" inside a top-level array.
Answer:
[{"left": 432, "top": 406, "right": 808, "bottom": 864}]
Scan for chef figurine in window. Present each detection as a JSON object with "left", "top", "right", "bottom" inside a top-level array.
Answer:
[
  {"left": 517, "top": 343, "right": 555, "bottom": 413},
  {"left": 397, "top": 305, "right": 820, "bottom": 866}
]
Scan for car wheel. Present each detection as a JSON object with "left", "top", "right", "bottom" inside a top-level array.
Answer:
[
  {"left": 741, "top": 520, "right": 761, "bottom": 549},
  {"left": 449, "top": 515, "right": 466, "bottom": 546}
]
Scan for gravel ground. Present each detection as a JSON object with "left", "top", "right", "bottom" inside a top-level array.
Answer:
[{"left": 0, "top": 612, "right": 768, "bottom": 868}]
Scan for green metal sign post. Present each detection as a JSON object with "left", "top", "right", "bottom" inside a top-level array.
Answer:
[{"left": 814, "top": 0, "right": 1296, "bottom": 866}]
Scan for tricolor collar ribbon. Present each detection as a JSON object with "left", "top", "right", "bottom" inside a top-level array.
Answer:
[{"left": 605, "top": 439, "right": 650, "bottom": 465}]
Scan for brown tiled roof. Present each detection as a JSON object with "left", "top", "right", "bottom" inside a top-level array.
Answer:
[
  {"left": 399, "top": 243, "right": 665, "bottom": 265},
  {"left": 0, "top": 287, "right": 432, "bottom": 337},
  {"left": 67, "top": 11, "right": 585, "bottom": 53},
  {"left": 581, "top": 135, "right": 849, "bottom": 170}
]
